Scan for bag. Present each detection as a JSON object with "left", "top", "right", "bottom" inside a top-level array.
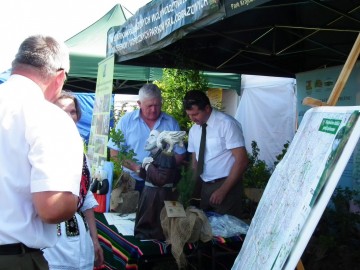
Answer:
[{"left": 110, "top": 172, "right": 139, "bottom": 214}]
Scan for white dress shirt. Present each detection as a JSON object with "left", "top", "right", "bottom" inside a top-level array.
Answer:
[
  {"left": 188, "top": 109, "right": 245, "bottom": 182},
  {"left": 0, "top": 75, "right": 83, "bottom": 248}
]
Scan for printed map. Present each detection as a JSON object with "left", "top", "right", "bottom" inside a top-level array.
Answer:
[{"left": 232, "top": 106, "right": 360, "bottom": 270}]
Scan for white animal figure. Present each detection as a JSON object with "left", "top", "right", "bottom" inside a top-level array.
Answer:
[
  {"left": 144, "top": 130, "right": 186, "bottom": 153},
  {"left": 157, "top": 131, "right": 186, "bottom": 153},
  {"left": 144, "top": 130, "right": 160, "bottom": 151}
]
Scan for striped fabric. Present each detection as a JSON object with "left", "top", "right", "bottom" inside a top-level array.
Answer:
[{"left": 95, "top": 213, "right": 244, "bottom": 269}]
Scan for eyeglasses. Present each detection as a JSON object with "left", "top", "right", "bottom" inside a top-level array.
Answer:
[{"left": 57, "top": 68, "right": 68, "bottom": 84}]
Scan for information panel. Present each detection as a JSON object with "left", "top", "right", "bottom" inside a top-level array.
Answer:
[
  {"left": 87, "top": 55, "right": 114, "bottom": 173},
  {"left": 232, "top": 106, "right": 360, "bottom": 270}
]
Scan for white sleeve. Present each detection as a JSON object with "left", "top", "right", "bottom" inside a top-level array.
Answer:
[
  {"left": 28, "top": 102, "right": 83, "bottom": 196},
  {"left": 80, "top": 191, "right": 99, "bottom": 211}
]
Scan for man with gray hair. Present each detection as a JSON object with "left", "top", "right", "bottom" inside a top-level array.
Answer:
[
  {"left": 108, "top": 83, "right": 186, "bottom": 193},
  {"left": 0, "top": 35, "right": 83, "bottom": 269}
]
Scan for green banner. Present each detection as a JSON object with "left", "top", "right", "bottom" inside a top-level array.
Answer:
[
  {"left": 319, "top": 118, "right": 342, "bottom": 134},
  {"left": 107, "top": 0, "right": 223, "bottom": 62}
]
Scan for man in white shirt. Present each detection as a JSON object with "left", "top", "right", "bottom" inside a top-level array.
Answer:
[
  {"left": 0, "top": 35, "right": 83, "bottom": 269},
  {"left": 183, "top": 90, "right": 249, "bottom": 219}
]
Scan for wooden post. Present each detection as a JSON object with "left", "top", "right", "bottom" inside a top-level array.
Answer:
[
  {"left": 296, "top": 260, "right": 305, "bottom": 270},
  {"left": 302, "top": 97, "right": 327, "bottom": 107},
  {"left": 327, "top": 33, "right": 360, "bottom": 105},
  {"left": 302, "top": 32, "right": 360, "bottom": 107}
]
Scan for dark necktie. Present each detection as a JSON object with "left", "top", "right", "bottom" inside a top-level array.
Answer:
[{"left": 196, "top": 123, "right": 207, "bottom": 178}]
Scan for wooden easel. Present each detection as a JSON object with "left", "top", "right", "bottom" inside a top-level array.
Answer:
[
  {"left": 303, "top": 33, "right": 360, "bottom": 107},
  {"left": 298, "top": 32, "right": 360, "bottom": 270}
]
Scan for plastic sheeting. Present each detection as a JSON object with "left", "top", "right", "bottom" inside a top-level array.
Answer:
[
  {"left": 235, "top": 75, "right": 297, "bottom": 168},
  {"left": 74, "top": 93, "right": 95, "bottom": 144}
]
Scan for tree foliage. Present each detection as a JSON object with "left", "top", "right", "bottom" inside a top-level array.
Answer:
[
  {"left": 108, "top": 105, "right": 138, "bottom": 189},
  {"left": 243, "top": 141, "right": 272, "bottom": 189},
  {"left": 155, "top": 68, "right": 208, "bottom": 132}
]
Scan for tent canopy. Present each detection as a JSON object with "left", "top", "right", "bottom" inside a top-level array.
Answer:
[
  {"left": 65, "top": 4, "right": 241, "bottom": 94},
  {"left": 65, "top": 4, "right": 161, "bottom": 94},
  {"left": 107, "top": 0, "right": 360, "bottom": 78}
]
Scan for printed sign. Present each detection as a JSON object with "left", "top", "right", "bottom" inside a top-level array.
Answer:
[{"left": 87, "top": 55, "right": 114, "bottom": 173}]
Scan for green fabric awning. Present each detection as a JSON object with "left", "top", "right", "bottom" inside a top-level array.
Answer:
[{"left": 64, "top": 4, "right": 241, "bottom": 93}]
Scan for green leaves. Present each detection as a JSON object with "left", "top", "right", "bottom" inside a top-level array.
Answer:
[
  {"left": 108, "top": 114, "right": 137, "bottom": 189},
  {"left": 176, "top": 166, "right": 195, "bottom": 209},
  {"left": 155, "top": 68, "right": 208, "bottom": 133},
  {"left": 243, "top": 141, "right": 272, "bottom": 189}
]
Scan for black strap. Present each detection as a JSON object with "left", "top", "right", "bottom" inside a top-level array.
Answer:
[{"left": 0, "top": 243, "right": 40, "bottom": 255}]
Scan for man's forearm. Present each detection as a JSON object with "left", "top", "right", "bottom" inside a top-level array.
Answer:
[
  {"left": 33, "top": 191, "right": 78, "bottom": 223},
  {"left": 123, "top": 159, "right": 141, "bottom": 172}
]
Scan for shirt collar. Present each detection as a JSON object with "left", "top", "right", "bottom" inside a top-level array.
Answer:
[
  {"left": 135, "top": 110, "right": 166, "bottom": 123},
  {"left": 8, "top": 74, "right": 44, "bottom": 99},
  {"left": 205, "top": 109, "right": 216, "bottom": 128},
  {"left": 133, "top": 109, "right": 141, "bottom": 120}
]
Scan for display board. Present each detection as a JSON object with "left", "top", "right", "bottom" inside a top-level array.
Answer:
[
  {"left": 296, "top": 63, "right": 360, "bottom": 123},
  {"left": 296, "top": 64, "right": 360, "bottom": 189},
  {"left": 232, "top": 106, "right": 360, "bottom": 270},
  {"left": 87, "top": 55, "right": 114, "bottom": 173}
]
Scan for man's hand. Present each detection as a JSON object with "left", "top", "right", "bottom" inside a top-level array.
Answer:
[
  {"left": 209, "top": 187, "right": 227, "bottom": 205},
  {"left": 142, "top": 157, "right": 154, "bottom": 171}
]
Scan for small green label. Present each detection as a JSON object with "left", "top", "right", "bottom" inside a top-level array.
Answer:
[{"left": 319, "top": 118, "right": 341, "bottom": 134}]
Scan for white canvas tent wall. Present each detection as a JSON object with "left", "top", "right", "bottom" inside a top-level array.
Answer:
[{"left": 235, "top": 75, "right": 297, "bottom": 168}]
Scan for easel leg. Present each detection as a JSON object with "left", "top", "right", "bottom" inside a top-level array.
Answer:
[{"left": 296, "top": 259, "right": 305, "bottom": 270}]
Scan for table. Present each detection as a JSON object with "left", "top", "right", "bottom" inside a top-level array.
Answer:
[{"left": 95, "top": 213, "right": 244, "bottom": 270}]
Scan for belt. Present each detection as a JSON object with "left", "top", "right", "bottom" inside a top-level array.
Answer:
[
  {"left": 145, "top": 181, "right": 173, "bottom": 188},
  {"left": 204, "top": 177, "right": 226, "bottom": 184},
  {"left": 0, "top": 243, "right": 40, "bottom": 255}
]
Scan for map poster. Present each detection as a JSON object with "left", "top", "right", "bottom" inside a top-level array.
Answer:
[
  {"left": 232, "top": 106, "right": 360, "bottom": 270},
  {"left": 87, "top": 55, "right": 114, "bottom": 173}
]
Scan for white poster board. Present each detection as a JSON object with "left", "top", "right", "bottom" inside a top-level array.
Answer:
[{"left": 232, "top": 106, "right": 360, "bottom": 270}]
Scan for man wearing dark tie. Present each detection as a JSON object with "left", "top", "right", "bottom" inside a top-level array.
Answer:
[{"left": 183, "top": 90, "right": 248, "bottom": 218}]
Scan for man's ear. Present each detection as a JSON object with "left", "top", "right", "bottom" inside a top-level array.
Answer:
[
  {"left": 56, "top": 70, "right": 66, "bottom": 88},
  {"left": 45, "top": 71, "right": 66, "bottom": 102},
  {"left": 205, "top": 104, "right": 212, "bottom": 113}
]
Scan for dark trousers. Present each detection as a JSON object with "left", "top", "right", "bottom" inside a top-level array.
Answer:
[
  {"left": 135, "top": 180, "right": 145, "bottom": 194},
  {"left": 0, "top": 250, "right": 48, "bottom": 270},
  {"left": 200, "top": 178, "right": 243, "bottom": 219}
]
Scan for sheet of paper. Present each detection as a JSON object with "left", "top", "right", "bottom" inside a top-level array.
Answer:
[
  {"left": 114, "top": 220, "right": 135, "bottom": 236},
  {"left": 103, "top": 212, "right": 135, "bottom": 236},
  {"left": 164, "top": 201, "right": 186, "bottom": 217},
  {"left": 104, "top": 212, "right": 136, "bottom": 225}
]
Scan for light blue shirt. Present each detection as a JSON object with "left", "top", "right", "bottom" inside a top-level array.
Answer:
[{"left": 108, "top": 109, "right": 186, "bottom": 181}]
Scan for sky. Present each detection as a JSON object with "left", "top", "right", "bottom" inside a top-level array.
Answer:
[{"left": 0, "top": 0, "right": 150, "bottom": 72}]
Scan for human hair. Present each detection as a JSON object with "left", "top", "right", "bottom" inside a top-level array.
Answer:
[
  {"left": 57, "top": 90, "right": 82, "bottom": 120},
  {"left": 138, "top": 83, "right": 162, "bottom": 102},
  {"left": 11, "top": 35, "right": 70, "bottom": 79},
  {"left": 183, "top": 90, "right": 211, "bottom": 111}
]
